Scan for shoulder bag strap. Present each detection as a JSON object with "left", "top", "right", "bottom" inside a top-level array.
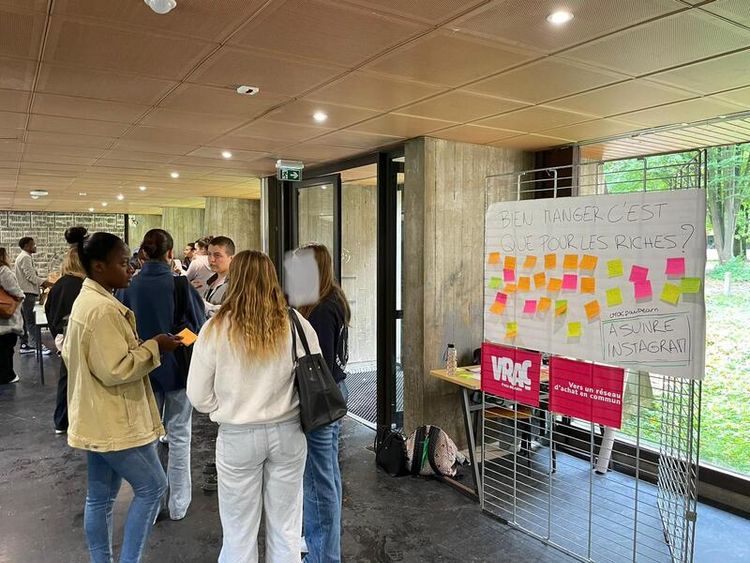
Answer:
[
  {"left": 411, "top": 426, "right": 426, "bottom": 475},
  {"left": 173, "top": 275, "right": 189, "bottom": 327},
  {"left": 288, "top": 308, "right": 299, "bottom": 363},
  {"left": 426, "top": 426, "right": 444, "bottom": 477},
  {"left": 288, "top": 308, "right": 313, "bottom": 357}
]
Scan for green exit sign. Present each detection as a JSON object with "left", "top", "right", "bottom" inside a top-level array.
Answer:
[{"left": 278, "top": 168, "right": 302, "bottom": 181}]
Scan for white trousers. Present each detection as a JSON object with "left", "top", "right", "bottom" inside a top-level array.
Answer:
[{"left": 216, "top": 418, "right": 307, "bottom": 563}]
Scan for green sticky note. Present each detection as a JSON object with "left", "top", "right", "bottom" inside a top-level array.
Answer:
[
  {"left": 607, "top": 259, "right": 624, "bottom": 278},
  {"left": 554, "top": 299, "right": 567, "bottom": 316},
  {"left": 680, "top": 277, "right": 701, "bottom": 294},
  {"left": 488, "top": 277, "right": 502, "bottom": 289},
  {"left": 606, "top": 287, "right": 623, "bottom": 307},
  {"left": 567, "top": 322, "right": 582, "bottom": 338},
  {"left": 661, "top": 283, "right": 681, "bottom": 305}
]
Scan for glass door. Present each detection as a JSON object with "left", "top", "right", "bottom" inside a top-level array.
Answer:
[{"left": 293, "top": 174, "right": 341, "bottom": 279}]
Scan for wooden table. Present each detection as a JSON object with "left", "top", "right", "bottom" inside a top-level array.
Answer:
[{"left": 429, "top": 365, "right": 483, "bottom": 498}]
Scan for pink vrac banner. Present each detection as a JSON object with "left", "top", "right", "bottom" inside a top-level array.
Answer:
[
  {"left": 549, "top": 357, "right": 625, "bottom": 429},
  {"left": 481, "top": 343, "right": 541, "bottom": 408}
]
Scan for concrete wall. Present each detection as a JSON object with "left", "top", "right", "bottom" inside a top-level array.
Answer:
[
  {"left": 203, "top": 197, "right": 261, "bottom": 252},
  {"left": 161, "top": 207, "right": 205, "bottom": 257},
  {"left": 127, "top": 214, "right": 162, "bottom": 248},
  {"left": 402, "top": 136, "right": 533, "bottom": 446}
]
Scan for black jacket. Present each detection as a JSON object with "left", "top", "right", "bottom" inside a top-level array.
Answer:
[
  {"left": 307, "top": 295, "right": 348, "bottom": 383},
  {"left": 45, "top": 275, "right": 84, "bottom": 337}
]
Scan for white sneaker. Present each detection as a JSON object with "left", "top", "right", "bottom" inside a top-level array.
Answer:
[
  {"left": 41, "top": 345, "right": 52, "bottom": 356},
  {"left": 19, "top": 345, "right": 34, "bottom": 354},
  {"left": 9, "top": 375, "right": 20, "bottom": 383}
]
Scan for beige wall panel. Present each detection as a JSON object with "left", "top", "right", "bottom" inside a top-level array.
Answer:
[
  {"left": 127, "top": 214, "right": 162, "bottom": 248},
  {"left": 161, "top": 207, "right": 205, "bottom": 258},
  {"left": 203, "top": 197, "right": 261, "bottom": 253}
]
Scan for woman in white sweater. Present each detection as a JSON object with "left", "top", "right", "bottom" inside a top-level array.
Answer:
[{"left": 187, "top": 250, "right": 321, "bottom": 563}]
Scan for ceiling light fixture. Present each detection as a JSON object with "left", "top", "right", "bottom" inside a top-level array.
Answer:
[
  {"left": 101, "top": 202, "right": 108, "bottom": 207},
  {"left": 144, "top": 0, "right": 176, "bottom": 15},
  {"left": 29, "top": 190, "right": 48, "bottom": 197},
  {"left": 79, "top": 192, "right": 87, "bottom": 196},
  {"left": 221, "top": 150, "right": 233, "bottom": 159},
  {"left": 31, "top": 195, "right": 39, "bottom": 200},
  {"left": 313, "top": 111, "right": 328, "bottom": 123},
  {"left": 139, "top": 185, "right": 147, "bottom": 191},
  {"left": 546, "top": 11, "right": 574, "bottom": 25},
  {"left": 88, "top": 207, "right": 95, "bottom": 212},
  {"left": 117, "top": 194, "right": 125, "bottom": 201},
  {"left": 236, "top": 85, "right": 260, "bottom": 96},
  {"left": 170, "top": 171, "right": 180, "bottom": 178}
]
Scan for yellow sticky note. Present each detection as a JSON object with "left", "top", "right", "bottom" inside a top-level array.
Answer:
[
  {"left": 661, "top": 283, "right": 681, "bottom": 305},
  {"left": 584, "top": 300, "right": 601, "bottom": 321},
  {"left": 580, "top": 255, "right": 598, "bottom": 271},
  {"left": 606, "top": 287, "right": 623, "bottom": 307},
  {"left": 176, "top": 327, "right": 198, "bottom": 346},
  {"left": 563, "top": 254, "right": 579, "bottom": 270},
  {"left": 504, "top": 283, "right": 517, "bottom": 293},
  {"left": 548, "top": 277, "right": 563, "bottom": 292},
  {"left": 545, "top": 254, "right": 557, "bottom": 269},
  {"left": 607, "top": 259, "right": 624, "bottom": 278},
  {"left": 504, "top": 256, "right": 516, "bottom": 270},
  {"left": 506, "top": 321, "right": 518, "bottom": 339},
  {"left": 554, "top": 299, "right": 567, "bottom": 316},
  {"left": 488, "top": 252, "right": 500, "bottom": 265},
  {"left": 533, "top": 272, "right": 546, "bottom": 289},
  {"left": 580, "top": 277, "right": 596, "bottom": 294},
  {"left": 518, "top": 276, "right": 531, "bottom": 292},
  {"left": 489, "top": 301, "right": 505, "bottom": 315},
  {"left": 538, "top": 297, "right": 552, "bottom": 312},
  {"left": 680, "top": 277, "right": 701, "bottom": 294},
  {"left": 522, "top": 255, "right": 537, "bottom": 269},
  {"left": 567, "top": 322, "right": 582, "bottom": 338}
]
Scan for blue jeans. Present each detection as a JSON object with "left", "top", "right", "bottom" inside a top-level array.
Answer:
[
  {"left": 85, "top": 442, "right": 168, "bottom": 563},
  {"left": 303, "top": 381, "right": 348, "bottom": 563}
]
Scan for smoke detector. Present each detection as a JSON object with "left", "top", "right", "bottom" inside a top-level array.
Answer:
[
  {"left": 236, "top": 85, "right": 260, "bottom": 96},
  {"left": 144, "top": 0, "right": 176, "bottom": 15}
]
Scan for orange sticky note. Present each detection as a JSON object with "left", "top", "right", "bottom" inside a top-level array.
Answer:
[
  {"left": 504, "top": 283, "right": 517, "bottom": 293},
  {"left": 504, "top": 256, "right": 517, "bottom": 270},
  {"left": 533, "top": 272, "right": 546, "bottom": 289},
  {"left": 538, "top": 297, "right": 552, "bottom": 312},
  {"left": 548, "top": 278, "right": 563, "bottom": 292},
  {"left": 545, "top": 254, "right": 557, "bottom": 269},
  {"left": 584, "top": 300, "right": 601, "bottom": 321},
  {"left": 518, "top": 276, "right": 531, "bottom": 292},
  {"left": 489, "top": 302, "right": 505, "bottom": 315},
  {"left": 488, "top": 252, "right": 500, "bottom": 265},
  {"left": 522, "top": 256, "right": 537, "bottom": 269},
  {"left": 563, "top": 254, "right": 579, "bottom": 270},
  {"left": 580, "top": 277, "right": 596, "bottom": 294},
  {"left": 580, "top": 255, "right": 598, "bottom": 271},
  {"left": 176, "top": 327, "right": 198, "bottom": 346}
]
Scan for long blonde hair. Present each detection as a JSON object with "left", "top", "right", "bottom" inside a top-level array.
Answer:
[
  {"left": 298, "top": 244, "right": 351, "bottom": 324},
  {"left": 62, "top": 247, "right": 86, "bottom": 278},
  {"left": 209, "top": 250, "right": 288, "bottom": 361}
]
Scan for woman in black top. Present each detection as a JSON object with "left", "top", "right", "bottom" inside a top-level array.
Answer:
[
  {"left": 297, "top": 244, "right": 350, "bottom": 563},
  {"left": 45, "top": 227, "right": 86, "bottom": 434}
]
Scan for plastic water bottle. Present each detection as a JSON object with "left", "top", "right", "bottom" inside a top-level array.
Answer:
[{"left": 446, "top": 344, "right": 457, "bottom": 376}]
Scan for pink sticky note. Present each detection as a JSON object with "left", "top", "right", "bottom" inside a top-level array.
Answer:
[
  {"left": 523, "top": 299, "right": 537, "bottom": 314},
  {"left": 495, "top": 292, "right": 508, "bottom": 305},
  {"left": 666, "top": 257, "right": 685, "bottom": 276},
  {"left": 503, "top": 268, "right": 516, "bottom": 282},
  {"left": 562, "top": 274, "right": 578, "bottom": 291},
  {"left": 634, "top": 280, "right": 653, "bottom": 301},
  {"left": 629, "top": 265, "right": 649, "bottom": 282}
]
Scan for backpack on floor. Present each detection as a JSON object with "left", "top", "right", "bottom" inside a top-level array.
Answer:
[
  {"left": 375, "top": 428, "right": 410, "bottom": 477},
  {"left": 405, "top": 425, "right": 467, "bottom": 478}
]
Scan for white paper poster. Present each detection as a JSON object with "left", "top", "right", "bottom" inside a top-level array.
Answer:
[{"left": 483, "top": 189, "right": 706, "bottom": 380}]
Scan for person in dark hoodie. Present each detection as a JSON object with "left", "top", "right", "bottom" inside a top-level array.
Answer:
[
  {"left": 296, "top": 243, "right": 350, "bottom": 563},
  {"left": 118, "top": 228, "right": 206, "bottom": 521},
  {"left": 45, "top": 226, "right": 87, "bottom": 434}
]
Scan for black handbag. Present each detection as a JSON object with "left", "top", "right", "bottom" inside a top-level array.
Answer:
[
  {"left": 375, "top": 428, "right": 410, "bottom": 477},
  {"left": 289, "top": 308, "right": 347, "bottom": 433},
  {"left": 171, "top": 276, "right": 193, "bottom": 385}
]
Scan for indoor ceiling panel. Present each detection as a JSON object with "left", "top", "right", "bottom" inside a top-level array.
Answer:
[
  {"left": 263, "top": 100, "right": 379, "bottom": 130},
  {"left": 343, "top": 0, "right": 488, "bottom": 25},
  {"left": 190, "top": 46, "right": 345, "bottom": 98},
  {"left": 0, "top": 89, "right": 29, "bottom": 113},
  {"left": 44, "top": 17, "right": 215, "bottom": 80},
  {"left": 491, "top": 133, "right": 574, "bottom": 150},
  {"left": 714, "top": 85, "right": 750, "bottom": 106},
  {"left": 206, "top": 134, "right": 288, "bottom": 153},
  {"left": 21, "top": 152, "right": 100, "bottom": 166},
  {"left": 548, "top": 79, "right": 693, "bottom": 117},
  {"left": 37, "top": 64, "right": 177, "bottom": 105},
  {"left": 541, "top": 118, "right": 643, "bottom": 141},
  {"left": 616, "top": 98, "right": 743, "bottom": 128},
  {"left": 398, "top": 91, "right": 528, "bottom": 122},
  {"left": 0, "top": 56, "right": 36, "bottom": 91},
  {"left": 270, "top": 143, "right": 362, "bottom": 163},
  {"left": 701, "top": 0, "right": 750, "bottom": 28},
  {"left": 99, "top": 149, "right": 176, "bottom": 164},
  {"left": 187, "top": 147, "right": 270, "bottom": 162},
  {"left": 307, "top": 72, "right": 444, "bottom": 112},
  {"left": 158, "top": 84, "right": 289, "bottom": 118},
  {"left": 450, "top": 0, "right": 681, "bottom": 53},
  {"left": 0, "top": 7, "right": 45, "bottom": 59},
  {"left": 232, "top": 119, "right": 332, "bottom": 144},
  {"left": 121, "top": 125, "right": 216, "bottom": 146},
  {"left": 228, "top": 0, "right": 425, "bottom": 67},
  {"left": 139, "top": 108, "right": 248, "bottom": 136},
  {"left": 168, "top": 155, "right": 264, "bottom": 171},
  {"left": 111, "top": 138, "right": 200, "bottom": 156},
  {"left": 365, "top": 31, "right": 537, "bottom": 87},
  {"left": 53, "top": 0, "right": 270, "bottom": 41},
  {"left": 350, "top": 113, "right": 455, "bottom": 137},
  {"left": 0, "top": 1, "right": 48, "bottom": 13},
  {"left": 31, "top": 93, "right": 149, "bottom": 123},
  {"left": 561, "top": 10, "right": 750, "bottom": 76},
  {"left": 465, "top": 58, "right": 628, "bottom": 104},
  {"left": 311, "top": 129, "right": 405, "bottom": 149},
  {"left": 28, "top": 114, "right": 131, "bottom": 137},
  {"left": 429, "top": 124, "right": 522, "bottom": 144},
  {"left": 0, "top": 110, "right": 28, "bottom": 130},
  {"left": 477, "top": 105, "right": 595, "bottom": 132},
  {"left": 647, "top": 48, "right": 750, "bottom": 95}
]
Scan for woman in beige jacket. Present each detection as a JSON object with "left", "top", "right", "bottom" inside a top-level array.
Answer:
[{"left": 62, "top": 231, "right": 181, "bottom": 563}]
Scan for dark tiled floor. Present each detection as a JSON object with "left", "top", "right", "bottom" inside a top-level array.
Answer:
[{"left": 1, "top": 347, "right": 748, "bottom": 562}]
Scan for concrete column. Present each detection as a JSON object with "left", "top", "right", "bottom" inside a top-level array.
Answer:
[
  {"left": 203, "top": 197, "right": 261, "bottom": 252},
  {"left": 161, "top": 207, "right": 205, "bottom": 256},
  {"left": 127, "top": 214, "right": 162, "bottom": 248}
]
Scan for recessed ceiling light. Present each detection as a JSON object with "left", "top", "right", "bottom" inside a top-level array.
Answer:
[
  {"left": 116, "top": 194, "right": 125, "bottom": 201},
  {"left": 313, "top": 111, "right": 328, "bottom": 123},
  {"left": 719, "top": 115, "right": 727, "bottom": 119},
  {"left": 680, "top": 122, "right": 689, "bottom": 126},
  {"left": 546, "top": 11, "right": 574, "bottom": 25},
  {"left": 170, "top": 171, "right": 180, "bottom": 178},
  {"left": 29, "top": 190, "right": 48, "bottom": 197},
  {"left": 78, "top": 192, "right": 87, "bottom": 196},
  {"left": 30, "top": 195, "right": 39, "bottom": 200},
  {"left": 101, "top": 202, "right": 108, "bottom": 207},
  {"left": 221, "top": 150, "right": 233, "bottom": 159},
  {"left": 88, "top": 207, "right": 95, "bottom": 212},
  {"left": 139, "top": 185, "right": 147, "bottom": 191}
]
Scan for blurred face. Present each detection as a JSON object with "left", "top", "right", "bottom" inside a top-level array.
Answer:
[
  {"left": 208, "top": 244, "right": 232, "bottom": 275},
  {"left": 25, "top": 239, "right": 37, "bottom": 254},
  {"left": 183, "top": 246, "right": 194, "bottom": 258},
  {"left": 91, "top": 243, "right": 134, "bottom": 290}
]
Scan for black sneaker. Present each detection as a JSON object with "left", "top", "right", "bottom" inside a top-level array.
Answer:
[
  {"left": 203, "top": 462, "right": 217, "bottom": 475},
  {"left": 202, "top": 473, "right": 217, "bottom": 492},
  {"left": 19, "top": 344, "right": 34, "bottom": 355}
]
